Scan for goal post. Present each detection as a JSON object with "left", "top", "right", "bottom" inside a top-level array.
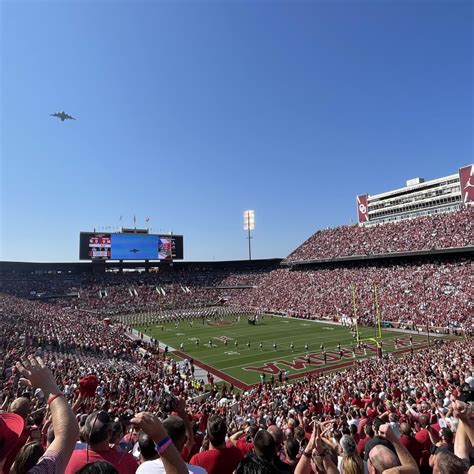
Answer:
[
  {"left": 352, "top": 284, "right": 383, "bottom": 345},
  {"left": 373, "top": 284, "right": 382, "bottom": 340}
]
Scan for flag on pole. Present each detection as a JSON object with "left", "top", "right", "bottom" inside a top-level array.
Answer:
[
  {"left": 145, "top": 217, "right": 150, "bottom": 223},
  {"left": 133, "top": 214, "right": 136, "bottom": 224}
]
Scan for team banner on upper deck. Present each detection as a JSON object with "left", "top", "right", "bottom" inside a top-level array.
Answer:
[
  {"left": 356, "top": 194, "right": 369, "bottom": 223},
  {"left": 459, "top": 165, "right": 474, "bottom": 204}
]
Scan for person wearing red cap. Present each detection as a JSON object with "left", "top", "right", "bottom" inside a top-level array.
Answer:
[
  {"left": 2, "top": 397, "right": 30, "bottom": 474},
  {"left": 0, "top": 412, "right": 25, "bottom": 471}
]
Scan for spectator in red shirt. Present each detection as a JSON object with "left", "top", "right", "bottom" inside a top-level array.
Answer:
[
  {"left": 187, "top": 423, "right": 203, "bottom": 460},
  {"left": 189, "top": 416, "right": 243, "bottom": 474},
  {"left": 349, "top": 423, "right": 360, "bottom": 445},
  {"left": 399, "top": 422, "right": 423, "bottom": 464},
  {"left": 229, "top": 424, "right": 258, "bottom": 457},
  {"left": 357, "top": 409, "right": 373, "bottom": 436},
  {"left": 351, "top": 395, "right": 364, "bottom": 408},
  {"left": 66, "top": 411, "right": 138, "bottom": 474},
  {"left": 415, "top": 414, "right": 437, "bottom": 472},
  {"left": 357, "top": 423, "right": 374, "bottom": 458}
]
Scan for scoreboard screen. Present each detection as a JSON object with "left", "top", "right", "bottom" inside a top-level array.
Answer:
[
  {"left": 79, "top": 233, "right": 184, "bottom": 260},
  {"left": 88, "top": 235, "right": 111, "bottom": 259}
]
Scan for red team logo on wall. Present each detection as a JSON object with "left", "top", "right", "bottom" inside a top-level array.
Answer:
[
  {"left": 356, "top": 194, "right": 369, "bottom": 223},
  {"left": 459, "top": 165, "right": 474, "bottom": 204}
]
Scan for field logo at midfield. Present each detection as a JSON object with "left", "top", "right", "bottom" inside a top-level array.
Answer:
[
  {"left": 214, "top": 336, "right": 234, "bottom": 342},
  {"left": 225, "top": 351, "right": 240, "bottom": 356}
]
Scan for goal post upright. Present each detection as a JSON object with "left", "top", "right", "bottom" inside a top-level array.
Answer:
[
  {"left": 374, "top": 284, "right": 382, "bottom": 340},
  {"left": 352, "top": 285, "right": 360, "bottom": 344}
]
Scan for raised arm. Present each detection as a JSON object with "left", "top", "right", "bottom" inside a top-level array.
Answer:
[
  {"left": 175, "top": 397, "right": 195, "bottom": 456},
  {"left": 315, "top": 423, "right": 339, "bottom": 474},
  {"left": 132, "top": 412, "right": 188, "bottom": 474},
  {"left": 378, "top": 423, "right": 419, "bottom": 474},
  {"left": 71, "top": 392, "right": 84, "bottom": 414},
  {"left": 1, "top": 393, "right": 9, "bottom": 411},
  {"left": 426, "top": 425, "right": 440, "bottom": 445},
  {"left": 17, "top": 356, "right": 79, "bottom": 472},
  {"left": 453, "top": 400, "right": 473, "bottom": 462},
  {"left": 295, "top": 422, "right": 316, "bottom": 474},
  {"left": 229, "top": 429, "right": 245, "bottom": 446},
  {"left": 295, "top": 422, "right": 339, "bottom": 474}
]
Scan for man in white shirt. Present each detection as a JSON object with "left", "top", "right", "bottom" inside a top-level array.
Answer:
[{"left": 137, "top": 416, "right": 207, "bottom": 474}]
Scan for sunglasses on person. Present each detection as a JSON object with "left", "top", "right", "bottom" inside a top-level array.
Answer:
[{"left": 86, "top": 411, "right": 112, "bottom": 462}]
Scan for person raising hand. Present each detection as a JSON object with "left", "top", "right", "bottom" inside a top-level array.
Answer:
[{"left": 15, "top": 356, "right": 79, "bottom": 473}]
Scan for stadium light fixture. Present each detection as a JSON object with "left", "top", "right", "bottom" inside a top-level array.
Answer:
[{"left": 243, "top": 210, "right": 255, "bottom": 260}]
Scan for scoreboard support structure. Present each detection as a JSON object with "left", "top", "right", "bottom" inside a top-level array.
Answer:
[{"left": 91, "top": 260, "right": 106, "bottom": 275}]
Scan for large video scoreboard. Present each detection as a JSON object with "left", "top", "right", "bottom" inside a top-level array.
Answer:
[{"left": 79, "top": 232, "right": 184, "bottom": 261}]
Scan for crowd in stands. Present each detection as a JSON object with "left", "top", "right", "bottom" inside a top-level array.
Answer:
[
  {"left": 1, "top": 291, "right": 473, "bottom": 473},
  {"left": 0, "top": 295, "right": 205, "bottom": 416},
  {"left": 0, "top": 269, "right": 268, "bottom": 314},
  {"left": 233, "top": 259, "right": 472, "bottom": 331},
  {"left": 1, "top": 257, "right": 470, "bottom": 332},
  {"left": 0, "top": 276, "right": 81, "bottom": 298},
  {"left": 286, "top": 208, "right": 473, "bottom": 262}
]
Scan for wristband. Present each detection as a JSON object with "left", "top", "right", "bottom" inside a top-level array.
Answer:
[
  {"left": 303, "top": 450, "right": 312, "bottom": 458},
  {"left": 155, "top": 437, "right": 172, "bottom": 455},
  {"left": 47, "top": 393, "right": 64, "bottom": 406},
  {"left": 155, "top": 435, "right": 171, "bottom": 449}
]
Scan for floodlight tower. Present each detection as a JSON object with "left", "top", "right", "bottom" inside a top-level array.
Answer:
[{"left": 243, "top": 210, "right": 255, "bottom": 260}]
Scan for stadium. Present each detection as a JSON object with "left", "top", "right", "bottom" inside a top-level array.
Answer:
[{"left": 0, "top": 165, "right": 472, "bottom": 473}]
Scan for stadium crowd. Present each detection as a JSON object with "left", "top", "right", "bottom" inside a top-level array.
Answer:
[
  {"left": 0, "top": 290, "right": 473, "bottom": 473},
  {"left": 0, "top": 269, "right": 267, "bottom": 315},
  {"left": 1, "top": 257, "right": 470, "bottom": 332},
  {"left": 286, "top": 208, "right": 473, "bottom": 262},
  {"left": 235, "top": 259, "right": 472, "bottom": 332}
]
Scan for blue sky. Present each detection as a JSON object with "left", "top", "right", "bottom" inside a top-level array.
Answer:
[{"left": 0, "top": 1, "right": 472, "bottom": 262}]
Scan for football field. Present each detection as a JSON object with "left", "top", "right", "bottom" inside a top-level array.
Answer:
[{"left": 136, "top": 315, "right": 431, "bottom": 389}]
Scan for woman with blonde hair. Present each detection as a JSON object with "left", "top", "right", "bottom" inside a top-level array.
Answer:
[
  {"left": 339, "top": 434, "right": 364, "bottom": 474},
  {"left": 340, "top": 452, "right": 364, "bottom": 474}
]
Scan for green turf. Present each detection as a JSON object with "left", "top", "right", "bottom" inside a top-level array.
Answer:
[{"left": 135, "top": 315, "right": 434, "bottom": 386}]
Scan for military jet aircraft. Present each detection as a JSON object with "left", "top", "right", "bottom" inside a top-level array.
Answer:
[{"left": 50, "top": 111, "right": 76, "bottom": 121}]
